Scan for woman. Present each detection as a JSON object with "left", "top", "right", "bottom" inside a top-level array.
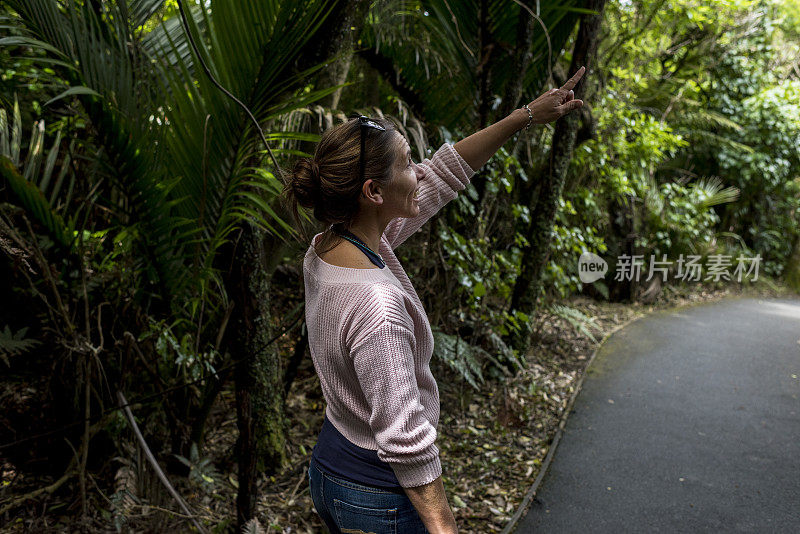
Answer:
[{"left": 282, "top": 66, "right": 586, "bottom": 534}]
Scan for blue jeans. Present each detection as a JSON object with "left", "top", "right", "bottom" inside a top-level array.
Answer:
[{"left": 308, "top": 457, "right": 429, "bottom": 533}]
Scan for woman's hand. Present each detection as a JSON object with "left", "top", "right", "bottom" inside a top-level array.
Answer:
[
  {"left": 452, "top": 66, "right": 587, "bottom": 171},
  {"left": 526, "top": 66, "right": 586, "bottom": 124}
]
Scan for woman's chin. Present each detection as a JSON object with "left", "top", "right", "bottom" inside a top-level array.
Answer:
[{"left": 396, "top": 198, "right": 420, "bottom": 218}]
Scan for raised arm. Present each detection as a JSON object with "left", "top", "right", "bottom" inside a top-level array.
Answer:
[
  {"left": 382, "top": 67, "right": 586, "bottom": 250},
  {"left": 453, "top": 66, "right": 586, "bottom": 170}
]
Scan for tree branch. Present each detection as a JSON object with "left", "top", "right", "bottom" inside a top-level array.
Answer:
[{"left": 116, "top": 391, "right": 208, "bottom": 534}]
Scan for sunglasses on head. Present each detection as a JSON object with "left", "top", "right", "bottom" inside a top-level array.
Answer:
[{"left": 351, "top": 114, "right": 386, "bottom": 184}]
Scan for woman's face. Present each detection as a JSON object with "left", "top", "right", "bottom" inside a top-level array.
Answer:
[{"left": 381, "top": 132, "right": 426, "bottom": 219}]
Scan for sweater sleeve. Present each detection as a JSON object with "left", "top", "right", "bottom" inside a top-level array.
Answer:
[
  {"left": 382, "top": 143, "right": 475, "bottom": 250},
  {"left": 350, "top": 319, "right": 442, "bottom": 488}
]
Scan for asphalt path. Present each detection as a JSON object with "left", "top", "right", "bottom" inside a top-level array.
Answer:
[{"left": 515, "top": 296, "right": 800, "bottom": 533}]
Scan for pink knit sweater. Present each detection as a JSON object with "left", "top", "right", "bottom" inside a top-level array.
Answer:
[{"left": 303, "top": 143, "right": 475, "bottom": 488}]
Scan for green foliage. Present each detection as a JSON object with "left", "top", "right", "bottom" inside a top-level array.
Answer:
[
  {"left": 435, "top": 148, "right": 527, "bottom": 335},
  {"left": 573, "top": 82, "right": 690, "bottom": 200},
  {"left": 241, "top": 518, "right": 266, "bottom": 534},
  {"left": 437, "top": 225, "right": 515, "bottom": 308},
  {"left": 547, "top": 303, "right": 603, "bottom": 343},
  {"left": 360, "top": 0, "right": 585, "bottom": 130},
  {"left": 3, "top": 0, "right": 344, "bottom": 320},
  {"left": 173, "top": 442, "right": 220, "bottom": 492},
  {"left": 646, "top": 178, "right": 740, "bottom": 257},
  {"left": 565, "top": 80, "right": 733, "bottom": 281},
  {"left": 143, "top": 318, "right": 219, "bottom": 382},
  {"left": 543, "top": 197, "right": 609, "bottom": 299},
  {"left": 697, "top": 7, "right": 800, "bottom": 275},
  {"left": 0, "top": 324, "right": 40, "bottom": 366},
  {"left": 431, "top": 326, "right": 486, "bottom": 391},
  {"left": 0, "top": 97, "right": 78, "bottom": 252},
  {"left": 518, "top": 0, "right": 800, "bottom": 306}
]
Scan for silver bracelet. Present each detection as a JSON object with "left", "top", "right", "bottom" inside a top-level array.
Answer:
[{"left": 522, "top": 104, "right": 533, "bottom": 130}]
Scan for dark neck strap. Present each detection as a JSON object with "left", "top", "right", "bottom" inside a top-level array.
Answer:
[{"left": 333, "top": 227, "right": 385, "bottom": 269}]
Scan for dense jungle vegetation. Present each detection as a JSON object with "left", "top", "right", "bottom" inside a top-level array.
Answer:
[{"left": 1, "top": 0, "right": 798, "bottom": 532}]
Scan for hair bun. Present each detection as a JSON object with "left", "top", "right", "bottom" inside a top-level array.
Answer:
[
  {"left": 309, "top": 160, "right": 321, "bottom": 185},
  {"left": 289, "top": 157, "right": 322, "bottom": 209}
]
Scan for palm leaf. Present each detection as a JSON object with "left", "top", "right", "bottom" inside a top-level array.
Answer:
[
  {"left": 0, "top": 156, "right": 75, "bottom": 249},
  {"left": 151, "top": 0, "right": 347, "bottom": 274},
  {"left": 692, "top": 176, "right": 740, "bottom": 209},
  {"left": 361, "top": 0, "right": 583, "bottom": 130},
  {"left": 4, "top": 0, "right": 191, "bottom": 302},
  {"left": 0, "top": 97, "right": 76, "bottom": 250}
]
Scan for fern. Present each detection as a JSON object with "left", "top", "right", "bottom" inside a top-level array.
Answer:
[
  {"left": 592, "top": 279, "right": 610, "bottom": 301},
  {"left": 0, "top": 324, "right": 40, "bottom": 366},
  {"left": 241, "top": 518, "right": 264, "bottom": 534},
  {"left": 431, "top": 327, "right": 486, "bottom": 390},
  {"left": 547, "top": 304, "right": 602, "bottom": 343},
  {"left": 483, "top": 329, "right": 526, "bottom": 374}
]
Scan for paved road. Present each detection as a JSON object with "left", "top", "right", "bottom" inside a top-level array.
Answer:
[{"left": 515, "top": 296, "right": 800, "bottom": 533}]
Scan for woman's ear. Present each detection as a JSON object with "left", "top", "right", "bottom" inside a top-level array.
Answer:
[{"left": 361, "top": 178, "right": 384, "bottom": 205}]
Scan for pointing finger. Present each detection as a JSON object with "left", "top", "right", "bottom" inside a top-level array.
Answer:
[{"left": 561, "top": 66, "right": 586, "bottom": 91}]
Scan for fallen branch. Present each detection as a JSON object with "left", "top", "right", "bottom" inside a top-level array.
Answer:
[
  {"left": 116, "top": 391, "right": 208, "bottom": 534},
  {"left": 0, "top": 411, "right": 116, "bottom": 515},
  {"left": 0, "top": 459, "right": 76, "bottom": 516}
]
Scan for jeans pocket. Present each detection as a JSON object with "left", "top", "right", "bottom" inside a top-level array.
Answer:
[{"left": 333, "top": 498, "right": 398, "bottom": 534}]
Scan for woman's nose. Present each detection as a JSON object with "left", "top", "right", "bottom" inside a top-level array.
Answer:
[{"left": 414, "top": 163, "right": 425, "bottom": 180}]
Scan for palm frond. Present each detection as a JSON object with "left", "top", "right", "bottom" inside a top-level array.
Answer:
[
  {"left": 152, "top": 0, "right": 348, "bottom": 268},
  {"left": 692, "top": 176, "right": 741, "bottom": 208},
  {"left": 361, "top": 0, "right": 583, "bottom": 130},
  {"left": 130, "top": 0, "right": 168, "bottom": 33},
  {"left": 0, "top": 97, "right": 76, "bottom": 250},
  {"left": 4, "top": 0, "right": 193, "bottom": 302},
  {"left": 643, "top": 169, "right": 664, "bottom": 216},
  {"left": 141, "top": 3, "right": 207, "bottom": 80}
]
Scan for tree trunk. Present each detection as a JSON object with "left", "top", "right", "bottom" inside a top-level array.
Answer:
[
  {"left": 476, "top": 0, "right": 494, "bottom": 131},
  {"left": 326, "top": 54, "right": 352, "bottom": 111},
  {"left": 498, "top": 6, "right": 536, "bottom": 120},
  {"left": 508, "top": 0, "right": 607, "bottom": 349},
  {"left": 221, "top": 13, "right": 377, "bottom": 524},
  {"left": 474, "top": 2, "right": 535, "bottom": 206},
  {"left": 357, "top": 48, "right": 426, "bottom": 118},
  {"left": 296, "top": 0, "right": 371, "bottom": 156},
  {"left": 228, "top": 220, "right": 289, "bottom": 529},
  {"left": 309, "top": 0, "right": 371, "bottom": 111},
  {"left": 783, "top": 229, "right": 800, "bottom": 292},
  {"left": 607, "top": 193, "right": 637, "bottom": 302}
]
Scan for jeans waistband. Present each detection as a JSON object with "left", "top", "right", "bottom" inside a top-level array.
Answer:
[{"left": 310, "top": 457, "right": 407, "bottom": 495}]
